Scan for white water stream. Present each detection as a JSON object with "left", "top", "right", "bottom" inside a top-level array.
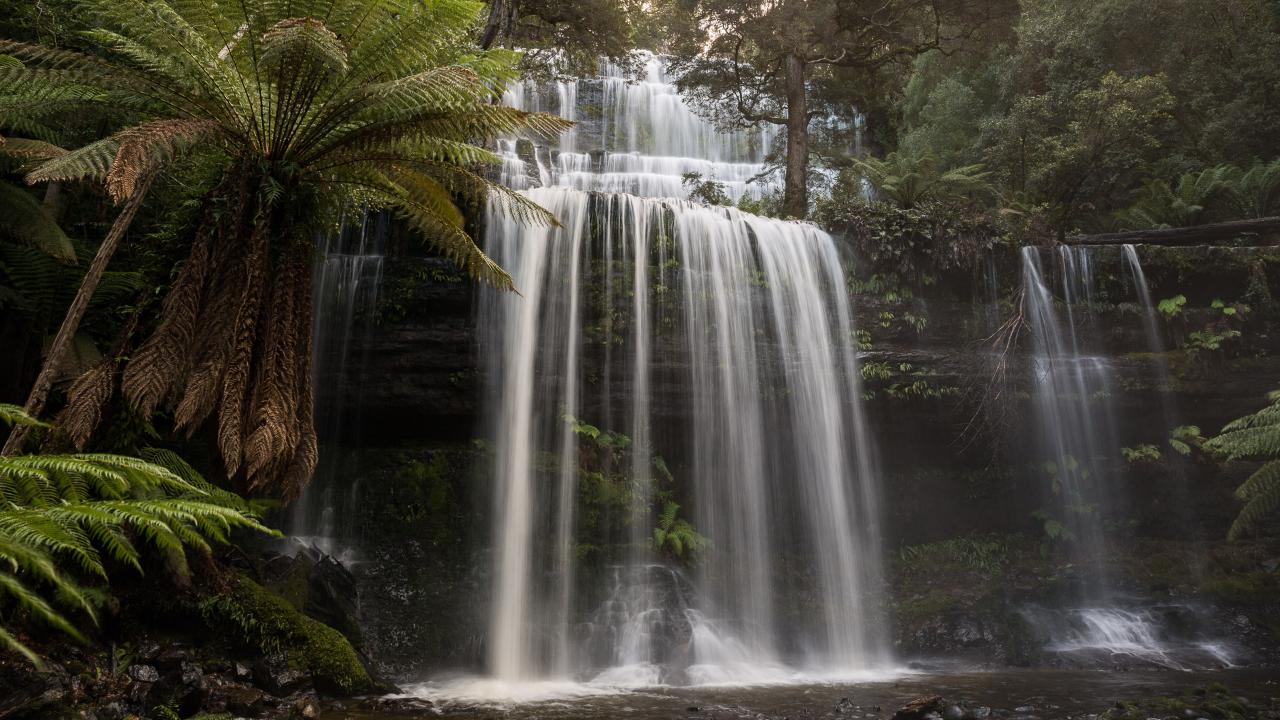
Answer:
[{"left": 436, "top": 54, "right": 893, "bottom": 698}]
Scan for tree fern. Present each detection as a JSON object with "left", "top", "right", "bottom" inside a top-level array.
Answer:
[
  {"left": 853, "top": 151, "right": 992, "bottom": 209},
  {"left": 1224, "top": 159, "right": 1280, "bottom": 219},
  {"left": 0, "top": 406, "right": 274, "bottom": 664},
  {"left": 1115, "top": 165, "right": 1234, "bottom": 230},
  {"left": 3, "top": 0, "right": 572, "bottom": 497},
  {"left": 1204, "top": 390, "right": 1280, "bottom": 538}
]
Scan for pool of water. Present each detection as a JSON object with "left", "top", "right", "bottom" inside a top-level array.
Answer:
[{"left": 338, "top": 668, "right": 1279, "bottom": 719}]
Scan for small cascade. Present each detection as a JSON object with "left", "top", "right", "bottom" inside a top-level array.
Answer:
[
  {"left": 1030, "top": 605, "right": 1238, "bottom": 670},
  {"left": 1020, "top": 246, "right": 1119, "bottom": 600},
  {"left": 287, "top": 212, "right": 388, "bottom": 557},
  {"left": 1122, "top": 244, "right": 1177, "bottom": 400},
  {"left": 496, "top": 53, "right": 780, "bottom": 203},
  {"left": 470, "top": 53, "right": 888, "bottom": 692}
]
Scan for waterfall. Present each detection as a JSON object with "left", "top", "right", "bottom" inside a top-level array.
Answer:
[
  {"left": 1020, "top": 246, "right": 1119, "bottom": 600},
  {"left": 1122, "top": 244, "right": 1178, "bottom": 409},
  {"left": 287, "top": 212, "right": 387, "bottom": 556},
  {"left": 477, "top": 54, "right": 887, "bottom": 689}
]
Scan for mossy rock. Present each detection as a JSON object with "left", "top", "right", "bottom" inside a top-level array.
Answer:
[{"left": 199, "top": 575, "right": 373, "bottom": 695}]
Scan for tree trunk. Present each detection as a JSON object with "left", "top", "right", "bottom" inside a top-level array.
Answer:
[
  {"left": 1, "top": 177, "right": 154, "bottom": 456},
  {"left": 782, "top": 53, "right": 809, "bottom": 219},
  {"left": 1064, "top": 216, "right": 1280, "bottom": 246},
  {"left": 480, "top": 0, "right": 518, "bottom": 50}
]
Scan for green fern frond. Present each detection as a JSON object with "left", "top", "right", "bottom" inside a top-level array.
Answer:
[
  {"left": 1210, "top": 391, "right": 1280, "bottom": 538},
  {"left": 1, "top": 444, "right": 275, "bottom": 665},
  {"left": 24, "top": 138, "right": 119, "bottom": 184},
  {"left": 0, "top": 404, "right": 49, "bottom": 428}
]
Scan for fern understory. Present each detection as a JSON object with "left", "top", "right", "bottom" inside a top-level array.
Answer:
[
  {"left": 1205, "top": 390, "right": 1280, "bottom": 539},
  {"left": 0, "top": 404, "right": 273, "bottom": 665}
]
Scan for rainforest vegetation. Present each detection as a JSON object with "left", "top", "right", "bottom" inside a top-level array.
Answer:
[{"left": 1, "top": 0, "right": 1279, "bottom": 717}]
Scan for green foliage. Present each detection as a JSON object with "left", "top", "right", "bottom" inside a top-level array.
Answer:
[
  {"left": 5, "top": 0, "right": 570, "bottom": 292},
  {"left": 852, "top": 151, "right": 992, "bottom": 209},
  {"left": 0, "top": 406, "right": 272, "bottom": 665},
  {"left": 1225, "top": 158, "right": 1280, "bottom": 218},
  {"left": 1031, "top": 509, "right": 1077, "bottom": 557},
  {"left": 199, "top": 574, "right": 371, "bottom": 693},
  {"left": 1204, "top": 389, "right": 1280, "bottom": 538},
  {"left": 1168, "top": 425, "right": 1205, "bottom": 456},
  {"left": 1121, "top": 444, "right": 1162, "bottom": 464},
  {"left": 1115, "top": 165, "right": 1235, "bottom": 229},
  {"left": 651, "top": 501, "right": 706, "bottom": 560},
  {"left": 898, "top": 533, "right": 1013, "bottom": 574},
  {"left": 988, "top": 72, "right": 1176, "bottom": 230},
  {"left": 815, "top": 195, "right": 995, "bottom": 278},
  {"left": 1157, "top": 294, "right": 1186, "bottom": 318},
  {"left": 681, "top": 171, "right": 731, "bottom": 206},
  {"left": 1116, "top": 160, "right": 1280, "bottom": 229},
  {"left": 888, "top": 0, "right": 1280, "bottom": 233},
  {"left": 860, "top": 361, "right": 957, "bottom": 401},
  {"left": 1185, "top": 326, "right": 1241, "bottom": 352}
]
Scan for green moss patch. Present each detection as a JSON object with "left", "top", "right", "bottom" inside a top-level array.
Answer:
[{"left": 199, "top": 575, "right": 372, "bottom": 695}]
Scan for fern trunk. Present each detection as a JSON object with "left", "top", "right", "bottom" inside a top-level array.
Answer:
[{"left": 2, "top": 177, "right": 153, "bottom": 455}]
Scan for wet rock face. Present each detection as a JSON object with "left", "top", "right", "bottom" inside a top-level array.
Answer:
[{"left": 345, "top": 243, "right": 1280, "bottom": 550}]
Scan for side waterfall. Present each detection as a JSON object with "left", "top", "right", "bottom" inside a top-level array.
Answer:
[
  {"left": 1021, "top": 245, "right": 1227, "bottom": 668},
  {"left": 288, "top": 212, "right": 387, "bottom": 555},
  {"left": 1021, "top": 246, "right": 1118, "bottom": 600},
  {"left": 479, "top": 55, "right": 888, "bottom": 687}
]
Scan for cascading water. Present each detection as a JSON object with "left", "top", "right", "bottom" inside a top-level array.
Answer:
[
  {"left": 1020, "top": 246, "right": 1119, "bottom": 599},
  {"left": 1122, "top": 244, "right": 1177, "bottom": 405},
  {"left": 287, "top": 212, "right": 388, "bottom": 557},
  {"left": 1021, "top": 245, "right": 1229, "bottom": 668},
  {"left": 459, "top": 54, "right": 889, "bottom": 694}
]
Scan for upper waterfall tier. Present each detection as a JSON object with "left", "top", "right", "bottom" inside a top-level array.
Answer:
[{"left": 498, "top": 54, "right": 780, "bottom": 202}]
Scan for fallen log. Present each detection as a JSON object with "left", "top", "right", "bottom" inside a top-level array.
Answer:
[{"left": 1064, "top": 216, "right": 1280, "bottom": 246}]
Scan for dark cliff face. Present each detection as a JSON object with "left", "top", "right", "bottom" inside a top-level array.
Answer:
[
  {"left": 337, "top": 242, "right": 1280, "bottom": 537},
  {"left": 313, "top": 238, "right": 1280, "bottom": 677}
]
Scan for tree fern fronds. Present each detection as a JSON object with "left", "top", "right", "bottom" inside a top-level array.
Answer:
[
  {"left": 105, "top": 119, "right": 221, "bottom": 202},
  {"left": 1218, "top": 402, "right": 1280, "bottom": 433},
  {"left": 391, "top": 190, "right": 514, "bottom": 292},
  {"left": 0, "top": 511, "right": 105, "bottom": 577},
  {"left": 138, "top": 447, "right": 255, "bottom": 514},
  {"left": 0, "top": 573, "right": 86, "bottom": 642},
  {"left": 260, "top": 17, "right": 350, "bottom": 77},
  {"left": 0, "top": 533, "right": 97, "bottom": 623},
  {"left": 24, "top": 138, "right": 120, "bottom": 185},
  {"left": 0, "top": 137, "right": 66, "bottom": 162},
  {"left": 0, "top": 184, "right": 75, "bottom": 261},
  {"left": 0, "top": 404, "right": 50, "bottom": 428},
  {"left": 1234, "top": 460, "right": 1280, "bottom": 501},
  {"left": 1203, "top": 424, "right": 1280, "bottom": 462},
  {"left": 1, "top": 436, "right": 273, "bottom": 664},
  {"left": 1208, "top": 390, "right": 1280, "bottom": 538},
  {"left": 1229, "top": 478, "right": 1280, "bottom": 540},
  {"left": 387, "top": 167, "right": 466, "bottom": 228},
  {"left": 1224, "top": 159, "right": 1280, "bottom": 219},
  {"left": 0, "top": 623, "right": 42, "bottom": 666}
]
